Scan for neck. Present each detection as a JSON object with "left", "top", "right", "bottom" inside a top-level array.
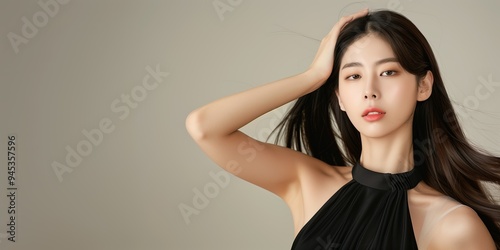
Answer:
[{"left": 359, "top": 125, "right": 414, "bottom": 173}]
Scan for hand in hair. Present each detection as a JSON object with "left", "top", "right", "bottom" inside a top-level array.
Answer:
[
  {"left": 185, "top": 9, "right": 369, "bottom": 203},
  {"left": 307, "top": 8, "right": 369, "bottom": 85}
]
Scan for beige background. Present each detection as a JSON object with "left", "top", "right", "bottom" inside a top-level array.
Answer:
[{"left": 1, "top": 0, "right": 499, "bottom": 249}]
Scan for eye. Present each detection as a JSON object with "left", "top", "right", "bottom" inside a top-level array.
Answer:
[
  {"left": 346, "top": 74, "right": 361, "bottom": 80},
  {"left": 381, "top": 70, "right": 397, "bottom": 76}
]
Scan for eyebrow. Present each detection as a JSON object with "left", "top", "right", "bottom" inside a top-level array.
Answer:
[{"left": 341, "top": 57, "right": 399, "bottom": 70}]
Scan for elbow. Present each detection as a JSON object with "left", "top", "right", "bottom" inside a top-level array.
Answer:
[{"left": 185, "top": 109, "right": 208, "bottom": 141}]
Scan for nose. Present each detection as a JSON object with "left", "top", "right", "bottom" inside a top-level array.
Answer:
[{"left": 363, "top": 76, "right": 380, "bottom": 100}]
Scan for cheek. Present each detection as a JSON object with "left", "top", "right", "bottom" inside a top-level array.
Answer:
[
  {"left": 338, "top": 86, "right": 358, "bottom": 107},
  {"left": 338, "top": 80, "right": 362, "bottom": 98},
  {"left": 338, "top": 87, "right": 362, "bottom": 120},
  {"left": 384, "top": 82, "right": 419, "bottom": 116},
  {"left": 386, "top": 81, "right": 418, "bottom": 102}
]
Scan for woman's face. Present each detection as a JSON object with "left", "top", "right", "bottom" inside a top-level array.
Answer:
[{"left": 336, "top": 33, "right": 423, "bottom": 139}]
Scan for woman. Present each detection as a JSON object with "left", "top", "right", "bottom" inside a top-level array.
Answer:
[{"left": 186, "top": 9, "right": 500, "bottom": 249}]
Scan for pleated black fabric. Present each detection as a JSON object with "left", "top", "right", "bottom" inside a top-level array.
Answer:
[{"left": 291, "top": 162, "right": 423, "bottom": 250}]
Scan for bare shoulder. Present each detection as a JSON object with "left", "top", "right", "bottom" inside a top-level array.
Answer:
[
  {"left": 292, "top": 155, "right": 353, "bottom": 204},
  {"left": 407, "top": 183, "right": 495, "bottom": 249},
  {"left": 287, "top": 158, "right": 352, "bottom": 235},
  {"left": 427, "top": 204, "right": 496, "bottom": 250},
  {"left": 295, "top": 154, "right": 352, "bottom": 188}
]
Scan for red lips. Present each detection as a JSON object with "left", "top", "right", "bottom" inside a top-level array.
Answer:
[{"left": 362, "top": 107, "right": 386, "bottom": 122}]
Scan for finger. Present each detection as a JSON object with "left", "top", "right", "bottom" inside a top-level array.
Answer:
[
  {"left": 350, "top": 8, "right": 369, "bottom": 20},
  {"left": 326, "top": 8, "right": 369, "bottom": 37},
  {"left": 334, "top": 8, "right": 369, "bottom": 32},
  {"left": 342, "top": 8, "right": 369, "bottom": 25}
]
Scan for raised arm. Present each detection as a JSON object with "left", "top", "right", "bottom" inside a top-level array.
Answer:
[{"left": 185, "top": 9, "right": 369, "bottom": 200}]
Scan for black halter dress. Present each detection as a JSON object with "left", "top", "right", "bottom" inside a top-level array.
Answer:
[{"left": 291, "top": 162, "right": 423, "bottom": 249}]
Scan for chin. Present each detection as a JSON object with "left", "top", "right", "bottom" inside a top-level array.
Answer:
[{"left": 353, "top": 123, "right": 398, "bottom": 139}]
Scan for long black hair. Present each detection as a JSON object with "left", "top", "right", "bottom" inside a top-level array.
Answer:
[{"left": 271, "top": 10, "right": 500, "bottom": 248}]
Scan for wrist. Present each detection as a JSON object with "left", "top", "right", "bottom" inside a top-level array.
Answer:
[{"left": 302, "top": 69, "right": 329, "bottom": 91}]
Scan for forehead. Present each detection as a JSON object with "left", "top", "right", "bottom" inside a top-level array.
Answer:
[{"left": 340, "top": 33, "right": 396, "bottom": 66}]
